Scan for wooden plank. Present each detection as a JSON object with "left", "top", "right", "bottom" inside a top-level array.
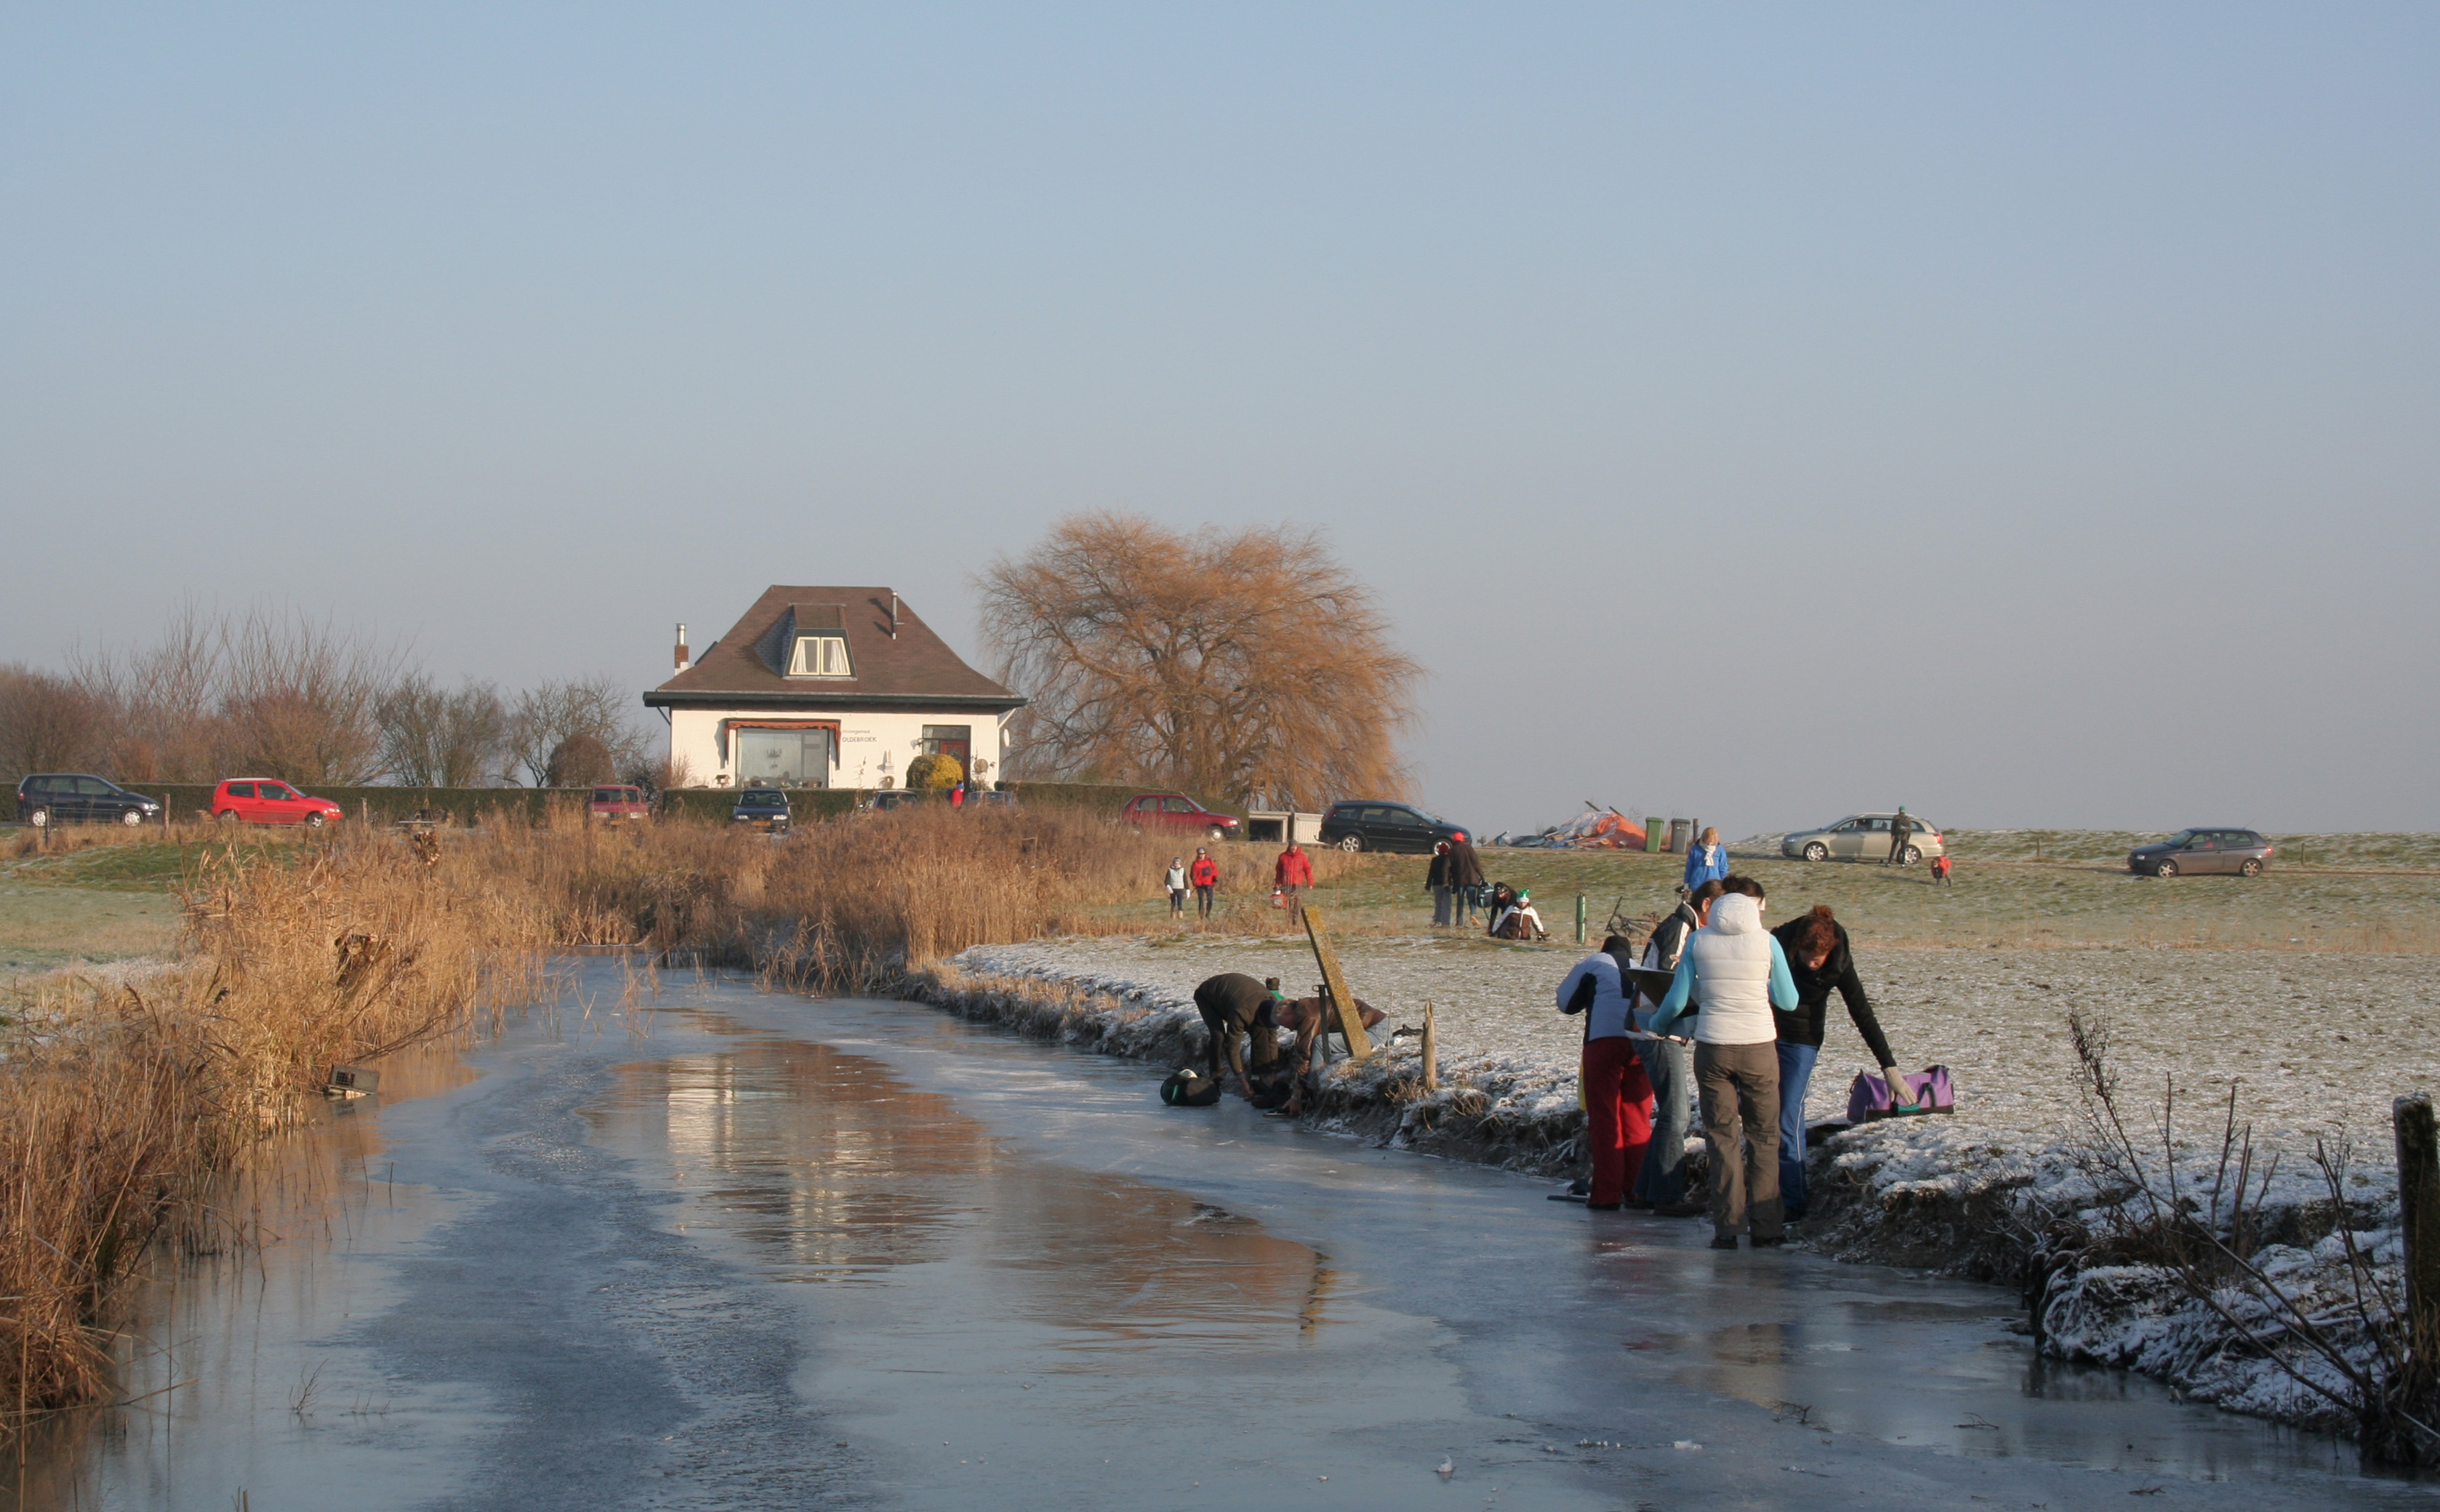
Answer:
[
  {"left": 1299, "top": 904, "right": 1371, "bottom": 1060},
  {"left": 2399, "top": 1093, "right": 2440, "bottom": 1343}
]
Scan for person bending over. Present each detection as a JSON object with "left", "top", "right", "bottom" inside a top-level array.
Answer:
[
  {"left": 1193, "top": 972, "right": 1284, "bottom": 1097},
  {"left": 1556, "top": 935, "right": 1656, "bottom": 1210},
  {"left": 1270, "top": 991, "right": 1387, "bottom": 1117},
  {"left": 1768, "top": 904, "right": 1906, "bottom": 1222}
]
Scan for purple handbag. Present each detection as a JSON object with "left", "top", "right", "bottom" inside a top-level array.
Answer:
[{"left": 1846, "top": 1065, "right": 1957, "bottom": 1123}]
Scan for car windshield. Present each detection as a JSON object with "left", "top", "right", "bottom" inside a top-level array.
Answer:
[{"left": 2162, "top": 829, "right": 2197, "bottom": 847}]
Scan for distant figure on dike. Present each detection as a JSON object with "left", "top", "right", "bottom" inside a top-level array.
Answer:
[
  {"left": 1443, "top": 835, "right": 1485, "bottom": 925},
  {"left": 1682, "top": 827, "right": 1729, "bottom": 894},
  {"left": 1426, "top": 840, "right": 1454, "bottom": 926},
  {"left": 1190, "top": 848, "right": 1220, "bottom": 920},
  {"left": 1165, "top": 856, "right": 1188, "bottom": 917},
  {"left": 1886, "top": 807, "right": 1914, "bottom": 865},
  {"left": 1275, "top": 840, "right": 1314, "bottom": 921}
]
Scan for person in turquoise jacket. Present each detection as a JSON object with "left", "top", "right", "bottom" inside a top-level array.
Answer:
[{"left": 1681, "top": 827, "right": 1729, "bottom": 893}]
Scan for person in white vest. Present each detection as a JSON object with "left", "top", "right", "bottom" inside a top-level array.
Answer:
[{"left": 1648, "top": 876, "right": 1800, "bottom": 1250}]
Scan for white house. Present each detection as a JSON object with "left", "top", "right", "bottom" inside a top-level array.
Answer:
[{"left": 644, "top": 587, "right": 1026, "bottom": 789}]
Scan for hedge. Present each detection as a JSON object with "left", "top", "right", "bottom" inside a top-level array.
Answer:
[{"left": 25, "top": 779, "right": 1245, "bottom": 828}]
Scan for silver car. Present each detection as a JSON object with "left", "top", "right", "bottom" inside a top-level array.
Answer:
[{"left": 1781, "top": 813, "right": 1947, "bottom": 865}]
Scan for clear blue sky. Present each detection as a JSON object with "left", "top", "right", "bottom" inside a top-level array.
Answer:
[{"left": 5, "top": 4, "right": 2434, "bottom": 833}]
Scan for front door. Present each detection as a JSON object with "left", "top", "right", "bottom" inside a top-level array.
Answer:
[
  {"left": 2182, "top": 832, "right": 2227, "bottom": 874},
  {"left": 70, "top": 776, "right": 113, "bottom": 822},
  {"left": 256, "top": 781, "right": 304, "bottom": 822}
]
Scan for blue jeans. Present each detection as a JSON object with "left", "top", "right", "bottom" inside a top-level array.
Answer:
[
  {"left": 1775, "top": 1041, "right": 1820, "bottom": 1216},
  {"left": 1632, "top": 1037, "right": 1694, "bottom": 1205}
]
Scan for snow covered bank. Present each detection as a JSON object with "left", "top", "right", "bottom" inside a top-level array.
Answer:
[{"left": 909, "top": 934, "right": 2436, "bottom": 1446}]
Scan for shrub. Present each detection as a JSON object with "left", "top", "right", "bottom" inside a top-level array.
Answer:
[{"left": 905, "top": 752, "right": 963, "bottom": 791}]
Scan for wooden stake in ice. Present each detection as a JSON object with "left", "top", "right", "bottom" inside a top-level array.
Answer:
[
  {"left": 2397, "top": 1093, "right": 2440, "bottom": 1344},
  {"left": 1421, "top": 1004, "right": 1438, "bottom": 1090},
  {"left": 1299, "top": 904, "right": 1371, "bottom": 1061}
]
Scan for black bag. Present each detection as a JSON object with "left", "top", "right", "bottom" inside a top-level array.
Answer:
[{"left": 1160, "top": 1069, "right": 1222, "bottom": 1107}]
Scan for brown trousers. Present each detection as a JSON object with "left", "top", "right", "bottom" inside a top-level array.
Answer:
[{"left": 1695, "top": 1040, "right": 1783, "bottom": 1240}]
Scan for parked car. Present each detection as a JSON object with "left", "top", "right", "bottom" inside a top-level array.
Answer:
[
  {"left": 212, "top": 779, "right": 345, "bottom": 827},
  {"left": 1316, "top": 800, "right": 1470, "bottom": 853},
  {"left": 1781, "top": 813, "right": 1947, "bottom": 865},
  {"left": 732, "top": 785, "right": 790, "bottom": 831},
  {"left": 15, "top": 773, "right": 163, "bottom": 828},
  {"left": 2129, "top": 829, "right": 2273, "bottom": 878},
  {"left": 1121, "top": 792, "right": 1241, "bottom": 843},
  {"left": 587, "top": 784, "right": 651, "bottom": 822},
  {"left": 865, "top": 788, "right": 933, "bottom": 813},
  {"left": 963, "top": 789, "right": 1018, "bottom": 811}
]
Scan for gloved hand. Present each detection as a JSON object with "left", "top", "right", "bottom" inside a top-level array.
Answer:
[{"left": 1882, "top": 1066, "right": 1917, "bottom": 1107}]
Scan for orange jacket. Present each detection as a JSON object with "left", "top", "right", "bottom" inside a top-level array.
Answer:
[{"left": 1275, "top": 849, "right": 1314, "bottom": 888}]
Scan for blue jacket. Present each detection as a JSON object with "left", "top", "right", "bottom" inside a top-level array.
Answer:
[
  {"left": 1648, "top": 933, "right": 1798, "bottom": 1038},
  {"left": 1682, "top": 842, "right": 1729, "bottom": 891}
]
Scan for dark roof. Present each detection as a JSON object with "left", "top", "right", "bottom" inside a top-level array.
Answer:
[{"left": 644, "top": 587, "right": 1024, "bottom": 713}]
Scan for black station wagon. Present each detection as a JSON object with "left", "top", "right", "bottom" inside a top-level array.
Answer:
[{"left": 1316, "top": 800, "right": 1471, "bottom": 854}]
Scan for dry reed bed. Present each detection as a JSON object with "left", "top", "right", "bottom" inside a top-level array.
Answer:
[{"left": 0, "top": 829, "right": 554, "bottom": 1418}]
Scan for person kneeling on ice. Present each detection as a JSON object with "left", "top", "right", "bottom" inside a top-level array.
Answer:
[
  {"left": 1193, "top": 972, "right": 1286, "bottom": 1098},
  {"left": 1490, "top": 886, "right": 1549, "bottom": 941},
  {"left": 1648, "top": 877, "right": 1800, "bottom": 1250},
  {"left": 1268, "top": 992, "right": 1388, "bottom": 1117},
  {"left": 1554, "top": 936, "right": 1656, "bottom": 1210}
]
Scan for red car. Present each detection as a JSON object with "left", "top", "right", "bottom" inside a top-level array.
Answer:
[
  {"left": 1122, "top": 792, "right": 1240, "bottom": 843},
  {"left": 212, "top": 778, "right": 344, "bottom": 827},
  {"left": 588, "top": 784, "right": 651, "bottom": 822}
]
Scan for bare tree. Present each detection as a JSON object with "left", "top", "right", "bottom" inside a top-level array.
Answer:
[
  {"left": 978, "top": 512, "right": 1421, "bottom": 807},
  {"left": 68, "top": 606, "right": 229, "bottom": 781},
  {"left": 506, "top": 677, "right": 650, "bottom": 787},
  {"left": 217, "top": 610, "right": 401, "bottom": 784},
  {"left": 0, "top": 666, "right": 105, "bottom": 779},
  {"left": 376, "top": 677, "right": 509, "bottom": 787}
]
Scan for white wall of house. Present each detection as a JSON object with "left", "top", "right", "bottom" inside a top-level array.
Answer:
[{"left": 667, "top": 707, "right": 1007, "bottom": 789}]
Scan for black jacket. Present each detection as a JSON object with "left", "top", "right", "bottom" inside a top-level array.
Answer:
[
  {"left": 1889, "top": 813, "right": 1914, "bottom": 843},
  {"left": 1767, "top": 917, "right": 1896, "bottom": 1066},
  {"left": 1442, "top": 839, "right": 1484, "bottom": 888},
  {"left": 1426, "top": 850, "right": 1449, "bottom": 888}
]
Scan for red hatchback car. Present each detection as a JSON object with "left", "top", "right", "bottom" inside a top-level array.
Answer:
[
  {"left": 1121, "top": 792, "right": 1240, "bottom": 843},
  {"left": 213, "top": 779, "right": 345, "bottom": 827}
]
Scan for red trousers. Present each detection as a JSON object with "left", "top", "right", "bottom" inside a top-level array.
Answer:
[{"left": 1584, "top": 1036, "right": 1656, "bottom": 1206}]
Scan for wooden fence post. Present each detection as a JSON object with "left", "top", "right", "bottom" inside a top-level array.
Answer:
[
  {"left": 2398, "top": 1094, "right": 2440, "bottom": 1342},
  {"left": 1421, "top": 1004, "right": 1437, "bottom": 1091}
]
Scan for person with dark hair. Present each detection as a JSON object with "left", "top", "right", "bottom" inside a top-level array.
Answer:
[
  {"left": 1426, "top": 841, "right": 1454, "bottom": 926},
  {"left": 1553, "top": 933, "right": 1657, "bottom": 1210},
  {"left": 1275, "top": 841, "right": 1315, "bottom": 921},
  {"left": 1649, "top": 874, "right": 1799, "bottom": 1250},
  {"left": 1768, "top": 904, "right": 1908, "bottom": 1221},
  {"left": 1885, "top": 807, "right": 1914, "bottom": 865},
  {"left": 1190, "top": 847, "right": 1220, "bottom": 920},
  {"left": 1193, "top": 972, "right": 1284, "bottom": 1096},
  {"left": 1443, "top": 835, "right": 1485, "bottom": 926}
]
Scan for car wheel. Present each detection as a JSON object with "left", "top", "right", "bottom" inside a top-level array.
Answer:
[
  {"left": 2239, "top": 858, "right": 2263, "bottom": 877},
  {"left": 1206, "top": 826, "right": 1226, "bottom": 843},
  {"left": 1900, "top": 845, "right": 1922, "bottom": 866},
  {"left": 1802, "top": 841, "right": 1828, "bottom": 863},
  {"left": 28, "top": 807, "right": 49, "bottom": 829},
  {"left": 121, "top": 808, "right": 147, "bottom": 827},
  {"left": 1338, "top": 835, "right": 1364, "bottom": 852},
  {"left": 2156, "top": 858, "right": 2178, "bottom": 878},
  {"left": 305, "top": 812, "right": 326, "bottom": 829},
  {"left": 214, "top": 809, "right": 237, "bottom": 824}
]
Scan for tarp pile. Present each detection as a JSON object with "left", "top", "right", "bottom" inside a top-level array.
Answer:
[{"left": 1495, "top": 805, "right": 1648, "bottom": 850}]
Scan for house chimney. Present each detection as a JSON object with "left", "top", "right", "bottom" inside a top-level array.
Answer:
[
  {"left": 674, "top": 622, "right": 691, "bottom": 672},
  {"left": 889, "top": 593, "right": 899, "bottom": 639}
]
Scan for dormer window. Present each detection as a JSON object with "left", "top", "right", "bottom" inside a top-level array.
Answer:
[{"left": 788, "top": 634, "right": 851, "bottom": 677}]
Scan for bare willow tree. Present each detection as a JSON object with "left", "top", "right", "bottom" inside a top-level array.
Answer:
[
  {"left": 0, "top": 666, "right": 105, "bottom": 779},
  {"left": 978, "top": 513, "right": 1420, "bottom": 807}
]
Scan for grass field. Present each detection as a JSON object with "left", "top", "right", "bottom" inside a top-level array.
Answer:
[{"left": 1072, "top": 832, "right": 2440, "bottom": 954}]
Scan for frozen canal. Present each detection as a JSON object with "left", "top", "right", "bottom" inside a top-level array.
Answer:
[{"left": 18, "top": 961, "right": 2425, "bottom": 1511}]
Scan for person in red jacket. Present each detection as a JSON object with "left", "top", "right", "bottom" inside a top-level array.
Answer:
[
  {"left": 1274, "top": 842, "right": 1315, "bottom": 922},
  {"left": 1189, "top": 847, "right": 1221, "bottom": 920}
]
